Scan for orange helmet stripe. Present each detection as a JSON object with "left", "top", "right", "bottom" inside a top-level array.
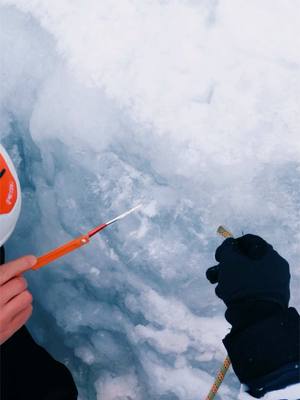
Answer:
[{"left": 0, "top": 153, "right": 18, "bottom": 214}]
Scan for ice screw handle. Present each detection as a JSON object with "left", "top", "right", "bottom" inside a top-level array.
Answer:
[{"left": 32, "top": 234, "right": 90, "bottom": 270}]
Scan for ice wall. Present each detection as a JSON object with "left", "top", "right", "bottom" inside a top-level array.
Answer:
[{"left": 0, "top": 1, "right": 300, "bottom": 399}]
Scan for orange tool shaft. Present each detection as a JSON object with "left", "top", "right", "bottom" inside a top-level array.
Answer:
[{"left": 33, "top": 234, "right": 90, "bottom": 270}]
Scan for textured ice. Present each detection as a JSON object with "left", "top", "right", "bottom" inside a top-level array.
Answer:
[{"left": 0, "top": 1, "right": 300, "bottom": 399}]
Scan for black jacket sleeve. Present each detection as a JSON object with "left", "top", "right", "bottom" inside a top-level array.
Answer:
[
  {"left": 0, "top": 246, "right": 78, "bottom": 400},
  {"left": 223, "top": 306, "right": 300, "bottom": 394}
]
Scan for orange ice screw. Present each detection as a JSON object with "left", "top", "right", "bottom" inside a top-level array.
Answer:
[{"left": 31, "top": 205, "right": 142, "bottom": 271}]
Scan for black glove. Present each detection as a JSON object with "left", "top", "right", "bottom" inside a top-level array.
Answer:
[
  {"left": 206, "top": 265, "right": 220, "bottom": 284},
  {"left": 206, "top": 235, "right": 268, "bottom": 284},
  {"left": 206, "top": 234, "right": 290, "bottom": 308}
]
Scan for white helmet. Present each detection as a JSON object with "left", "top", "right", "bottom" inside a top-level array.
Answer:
[{"left": 0, "top": 144, "right": 21, "bottom": 246}]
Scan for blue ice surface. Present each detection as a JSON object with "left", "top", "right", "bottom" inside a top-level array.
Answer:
[{"left": 1, "top": 2, "right": 300, "bottom": 399}]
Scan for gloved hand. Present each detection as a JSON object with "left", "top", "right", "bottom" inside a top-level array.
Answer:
[
  {"left": 206, "top": 265, "right": 220, "bottom": 284},
  {"left": 206, "top": 235, "right": 300, "bottom": 393},
  {"left": 206, "top": 234, "right": 269, "bottom": 283},
  {"left": 206, "top": 234, "right": 290, "bottom": 308}
]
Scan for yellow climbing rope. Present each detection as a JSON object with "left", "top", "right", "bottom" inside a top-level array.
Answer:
[
  {"left": 204, "top": 226, "right": 233, "bottom": 400},
  {"left": 205, "top": 356, "right": 231, "bottom": 400},
  {"left": 217, "top": 226, "right": 233, "bottom": 239}
]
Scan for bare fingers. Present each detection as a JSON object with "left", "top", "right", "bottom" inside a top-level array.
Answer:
[
  {"left": 0, "top": 304, "right": 33, "bottom": 344},
  {"left": 0, "top": 276, "right": 28, "bottom": 305},
  {"left": 0, "top": 290, "right": 33, "bottom": 327}
]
